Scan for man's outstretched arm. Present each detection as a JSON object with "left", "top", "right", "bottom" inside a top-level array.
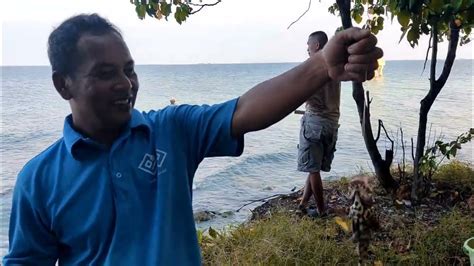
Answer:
[{"left": 232, "top": 28, "right": 382, "bottom": 137}]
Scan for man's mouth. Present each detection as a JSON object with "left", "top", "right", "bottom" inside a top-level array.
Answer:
[{"left": 113, "top": 96, "right": 133, "bottom": 108}]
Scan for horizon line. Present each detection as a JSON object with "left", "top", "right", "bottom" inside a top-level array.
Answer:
[{"left": 1, "top": 58, "right": 473, "bottom": 68}]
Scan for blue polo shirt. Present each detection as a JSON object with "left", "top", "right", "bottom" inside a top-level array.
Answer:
[{"left": 3, "top": 98, "right": 244, "bottom": 265}]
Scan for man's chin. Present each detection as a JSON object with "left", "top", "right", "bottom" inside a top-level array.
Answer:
[{"left": 105, "top": 112, "right": 132, "bottom": 131}]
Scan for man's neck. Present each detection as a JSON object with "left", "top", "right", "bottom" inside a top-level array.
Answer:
[{"left": 72, "top": 118, "right": 125, "bottom": 147}]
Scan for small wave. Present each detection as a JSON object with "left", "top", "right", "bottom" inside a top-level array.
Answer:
[
  {"left": 0, "top": 188, "right": 13, "bottom": 197},
  {"left": 193, "top": 151, "right": 295, "bottom": 190}
]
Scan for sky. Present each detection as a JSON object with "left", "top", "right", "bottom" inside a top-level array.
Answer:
[{"left": 1, "top": 0, "right": 472, "bottom": 66}]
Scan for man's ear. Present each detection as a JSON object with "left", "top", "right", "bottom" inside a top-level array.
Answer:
[{"left": 52, "top": 71, "right": 72, "bottom": 100}]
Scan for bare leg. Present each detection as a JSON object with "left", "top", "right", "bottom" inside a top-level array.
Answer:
[
  {"left": 308, "top": 172, "right": 325, "bottom": 214},
  {"left": 299, "top": 175, "right": 312, "bottom": 207}
]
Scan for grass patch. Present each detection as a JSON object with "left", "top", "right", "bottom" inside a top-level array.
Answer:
[
  {"left": 201, "top": 211, "right": 357, "bottom": 265},
  {"left": 433, "top": 160, "right": 474, "bottom": 189},
  {"left": 201, "top": 210, "right": 473, "bottom": 265}
]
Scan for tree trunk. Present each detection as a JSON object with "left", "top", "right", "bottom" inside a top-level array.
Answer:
[
  {"left": 412, "top": 22, "right": 461, "bottom": 200},
  {"left": 336, "top": 0, "right": 399, "bottom": 191}
]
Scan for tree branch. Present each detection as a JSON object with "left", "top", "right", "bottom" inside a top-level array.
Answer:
[
  {"left": 380, "top": 120, "right": 394, "bottom": 150},
  {"left": 436, "top": 22, "right": 461, "bottom": 88},
  {"left": 375, "top": 119, "right": 382, "bottom": 143},
  {"left": 336, "top": 0, "right": 353, "bottom": 28},
  {"left": 189, "top": 0, "right": 221, "bottom": 15},
  {"left": 430, "top": 25, "right": 438, "bottom": 88},
  {"left": 422, "top": 31, "right": 433, "bottom": 75},
  {"left": 287, "top": 0, "right": 312, "bottom": 29},
  {"left": 235, "top": 190, "right": 296, "bottom": 212},
  {"left": 400, "top": 127, "right": 406, "bottom": 183}
]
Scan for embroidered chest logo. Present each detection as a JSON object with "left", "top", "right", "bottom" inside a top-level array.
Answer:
[{"left": 138, "top": 149, "right": 167, "bottom": 175}]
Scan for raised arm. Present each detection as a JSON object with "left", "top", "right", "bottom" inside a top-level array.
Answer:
[{"left": 231, "top": 28, "right": 382, "bottom": 137}]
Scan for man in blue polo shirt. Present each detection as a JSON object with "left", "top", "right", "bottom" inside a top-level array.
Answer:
[{"left": 4, "top": 14, "right": 382, "bottom": 265}]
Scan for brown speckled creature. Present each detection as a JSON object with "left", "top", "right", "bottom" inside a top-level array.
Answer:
[{"left": 348, "top": 176, "right": 380, "bottom": 265}]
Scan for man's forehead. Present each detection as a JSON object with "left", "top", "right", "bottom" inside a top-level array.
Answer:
[
  {"left": 76, "top": 32, "right": 132, "bottom": 65},
  {"left": 307, "top": 36, "right": 318, "bottom": 43}
]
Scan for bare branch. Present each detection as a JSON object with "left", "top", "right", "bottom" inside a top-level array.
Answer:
[
  {"left": 398, "top": 163, "right": 403, "bottom": 183},
  {"left": 427, "top": 123, "right": 433, "bottom": 149},
  {"left": 411, "top": 137, "right": 415, "bottom": 162},
  {"left": 430, "top": 25, "right": 438, "bottom": 87},
  {"left": 422, "top": 31, "right": 433, "bottom": 75},
  {"left": 235, "top": 190, "right": 296, "bottom": 212},
  {"left": 400, "top": 127, "right": 406, "bottom": 182},
  {"left": 380, "top": 120, "right": 394, "bottom": 150},
  {"left": 189, "top": 0, "right": 221, "bottom": 15},
  {"left": 287, "top": 0, "right": 312, "bottom": 29},
  {"left": 375, "top": 119, "right": 382, "bottom": 143}
]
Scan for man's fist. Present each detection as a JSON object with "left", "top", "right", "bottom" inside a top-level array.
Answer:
[{"left": 322, "top": 28, "right": 383, "bottom": 82}]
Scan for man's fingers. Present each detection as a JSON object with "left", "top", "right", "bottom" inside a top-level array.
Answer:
[
  {"left": 348, "top": 48, "right": 384, "bottom": 64},
  {"left": 348, "top": 34, "right": 378, "bottom": 54},
  {"left": 344, "top": 63, "right": 377, "bottom": 82},
  {"left": 346, "top": 61, "right": 379, "bottom": 72},
  {"left": 336, "top": 28, "right": 372, "bottom": 45}
]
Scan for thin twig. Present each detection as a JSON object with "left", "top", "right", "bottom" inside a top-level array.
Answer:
[
  {"left": 427, "top": 123, "right": 433, "bottom": 150},
  {"left": 422, "top": 31, "right": 433, "bottom": 76},
  {"left": 398, "top": 163, "right": 403, "bottom": 184},
  {"left": 380, "top": 120, "right": 394, "bottom": 150},
  {"left": 189, "top": 0, "right": 221, "bottom": 14},
  {"left": 235, "top": 192, "right": 294, "bottom": 212},
  {"left": 411, "top": 137, "right": 415, "bottom": 162},
  {"left": 400, "top": 127, "right": 406, "bottom": 182},
  {"left": 375, "top": 120, "right": 382, "bottom": 143},
  {"left": 287, "top": 0, "right": 312, "bottom": 29}
]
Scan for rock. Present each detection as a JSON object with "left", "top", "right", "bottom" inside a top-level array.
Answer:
[
  {"left": 262, "top": 186, "right": 274, "bottom": 191},
  {"left": 468, "top": 195, "right": 474, "bottom": 211},
  {"left": 194, "top": 210, "right": 217, "bottom": 222},
  {"left": 403, "top": 200, "right": 412, "bottom": 208},
  {"left": 220, "top": 211, "right": 234, "bottom": 218}
]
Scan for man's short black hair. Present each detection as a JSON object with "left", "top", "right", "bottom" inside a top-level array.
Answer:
[
  {"left": 47, "top": 14, "right": 122, "bottom": 76},
  {"left": 308, "top": 31, "right": 328, "bottom": 48}
]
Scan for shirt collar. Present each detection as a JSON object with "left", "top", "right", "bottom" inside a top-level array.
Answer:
[{"left": 63, "top": 109, "right": 152, "bottom": 158}]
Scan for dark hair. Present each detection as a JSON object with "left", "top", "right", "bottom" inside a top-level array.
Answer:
[
  {"left": 308, "top": 31, "right": 328, "bottom": 48},
  {"left": 47, "top": 14, "right": 122, "bottom": 76}
]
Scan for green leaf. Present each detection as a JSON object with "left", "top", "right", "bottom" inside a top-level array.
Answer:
[
  {"left": 196, "top": 229, "right": 203, "bottom": 244},
  {"left": 453, "top": 0, "right": 463, "bottom": 10},
  {"left": 377, "top": 16, "right": 385, "bottom": 25},
  {"left": 439, "top": 144, "right": 447, "bottom": 154},
  {"left": 407, "top": 27, "right": 419, "bottom": 47},
  {"left": 354, "top": 13, "right": 363, "bottom": 24},
  {"left": 430, "top": 0, "right": 444, "bottom": 13},
  {"left": 209, "top": 227, "right": 218, "bottom": 238},
  {"left": 397, "top": 11, "right": 410, "bottom": 27},
  {"left": 136, "top": 4, "right": 146, "bottom": 19},
  {"left": 399, "top": 26, "right": 410, "bottom": 43},
  {"left": 175, "top": 8, "right": 182, "bottom": 24}
]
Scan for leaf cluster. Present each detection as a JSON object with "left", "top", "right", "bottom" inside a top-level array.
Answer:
[{"left": 329, "top": 0, "right": 474, "bottom": 47}]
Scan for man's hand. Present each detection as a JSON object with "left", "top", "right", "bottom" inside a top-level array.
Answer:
[{"left": 321, "top": 28, "right": 383, "bottom": 82}]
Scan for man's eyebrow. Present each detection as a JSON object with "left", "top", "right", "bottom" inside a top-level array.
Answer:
[{"left": 91, "top": 63, "right": 116, "bottom": 70}]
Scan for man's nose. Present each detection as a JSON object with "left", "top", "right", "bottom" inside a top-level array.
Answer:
[{"left": 114, "top": 73, "right": 132, "bottom": 92}]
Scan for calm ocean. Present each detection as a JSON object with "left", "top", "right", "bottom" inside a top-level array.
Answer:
[{"left": 1, "top": 60, "right": 472, "bottom": 256}]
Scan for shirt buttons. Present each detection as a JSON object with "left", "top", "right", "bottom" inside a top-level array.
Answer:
[{"left": 115, "top": 172, "right": 122, "bottom": 178}]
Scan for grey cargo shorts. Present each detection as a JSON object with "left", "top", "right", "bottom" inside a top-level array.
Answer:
[{"left": 297, "top": 113, "right": 339, "bottom": 173}]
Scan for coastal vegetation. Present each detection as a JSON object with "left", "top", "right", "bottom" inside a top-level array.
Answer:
[{"left": 199, "top": 160, "right": 474, "bottom": 264}]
